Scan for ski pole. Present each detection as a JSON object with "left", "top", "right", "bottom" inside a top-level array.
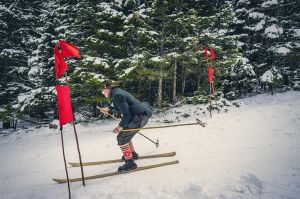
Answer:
[
  {"left": 97, "top": 106, "right": 159, "bottom": 148},
  {"left": 121, "top": 118, "right": 206, "bottom": 132}
]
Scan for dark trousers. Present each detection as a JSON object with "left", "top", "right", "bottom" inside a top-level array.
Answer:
[{"left": 117, "top": 113, "right": 149, "bottom": 145}]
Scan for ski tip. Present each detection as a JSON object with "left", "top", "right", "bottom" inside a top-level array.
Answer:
[
  {"left": 53, "top": 178, "right": 66, "bottom": 184},
  {"left": 68, "top": 162, "right": 77, "bottom": 167}
]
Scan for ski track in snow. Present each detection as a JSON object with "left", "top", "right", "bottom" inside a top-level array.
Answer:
[{"left": 0, "top": 91, "right": 300, "bottom": 199}]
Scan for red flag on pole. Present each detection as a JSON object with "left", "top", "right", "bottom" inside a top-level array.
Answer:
[
  {"left": 210, "top": 48, "right": 215, "bottom": 61},
  {"left": 55, "top": 85, "right": 74, "bottom": 126},
  {"left": 204, "top": 47, "right": 209, "bottom": 60},
  {"left": 59, "top": 40, "right": 80, "bottom": 58},
  {"left": 208, "top": 66, "right": 214, "bottom": 83},
  {"left": 54, "top": 45, "right": 68, "bottom": 79}
]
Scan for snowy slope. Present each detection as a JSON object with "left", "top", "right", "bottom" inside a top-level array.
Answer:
[{"left": 1, "top": 91, "right": 300, "bottom": 199}]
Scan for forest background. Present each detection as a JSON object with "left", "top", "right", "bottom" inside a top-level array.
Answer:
[{"left": 0, "top": 0, "right": 299, "bottom": 129}]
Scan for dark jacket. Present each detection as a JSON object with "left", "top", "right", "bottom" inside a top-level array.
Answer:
[{"left": 111, "top": 88, "right": 153, "bottom": 128}]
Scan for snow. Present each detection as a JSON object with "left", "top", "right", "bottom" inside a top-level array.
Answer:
[
  {"left": 275, "top": 47, "right": 290, "bottom": 55},
  {"left": 115, "top": 0, "right": 123, "bottom": 6},
  {"left": 1, "top": 91, "right": 300, "bottom": 199},
  {"left": 237, "top": 41, "right": 244, "bottom": 47},
  {"left": 294, "top": 29, "right": 300, "bottom": 37},
  {"left": 76, "top": 71, "right": 106, "bottom": 82},
  {"left": 261, "top": 0, "right": 278, "bottom": 8},
  {"left": 55, "top": 25, "right": 69, "bottom": 32},
  {"left": 235, "top": 8, "right": 247, "bottom": 13},
  {"left": 98, "top": 3, "right": 124, "bottom": 18},
  {"left": 83, "top": 56, "right": 110, "bottom": 68},
  {"left": 15, "top": 67, "right": 28, "bottom": 73},
  {"left": 261, "top": 70, "right": 274, "bottom": 83},
  {"left": 124, "top": 66, "right": 136, "bottom": 74},
  {"left": 261, "top": 67, "right": 282, "bottom": 83},
  {"left": 167, "top": 52, "right": 180, "bottom": 58},
  {"left": 150, "top": 56, "right": 163, "bottom": 62},
  {"left": 0, "top": 5, "right": 14, "bottom": 15},
  {"left": 28, "top": 55, "right": 39, "bottom": 65},
  {"left": 264, "top": 24, "right": 283, "bottom": 38},
  {"left": 234, "top": 19, "right": 245, "bottom": 24},
  {"left": 245, "top": 20, "right": 265, "bottom": 31},
  {"left": 0, "top": 20, "right": 8, "bottom": 28},
  {"left": 1, "top": 49, "right": 25, "bottom": 56},
  {"left": 236, "top": 0, "right": 250, "bottom": 7},
  {"left": 237, "top": 56, "right": 249, "bottom": 65},
  {"left": 248, "top": 12, "right": 265, "bottom": 19},
  {"left": 116, "top": 32, "right": 124, "bottom": 36},
  {"left": 98, "top": 29, "right": 113, "bottom": 35},
  {"left": 28, "top": 66, "right": 41, "bottom": 77}
]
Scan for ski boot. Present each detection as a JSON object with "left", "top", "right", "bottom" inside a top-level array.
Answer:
[{"left": 118, "top": 159, "right": 137, "bottom": 172}]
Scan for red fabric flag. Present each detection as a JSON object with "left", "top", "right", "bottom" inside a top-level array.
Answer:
[
  {"left": 208, "top": 66, "right": 214, "bottom": 83},
  {"left": 204, "top": 47, "right": 209, "bottom": 60},
  {"left": 59, "top": 40, "right": 80, "bottom": 58},
  {"left": 55, "top": 85, "right": 74, "bottom": 126},
  {"left": 210, "top": 48, "right": 215, "bottom": 61},
  {"left": 54, "top": 45, "right": 68, "bottom": 79}
]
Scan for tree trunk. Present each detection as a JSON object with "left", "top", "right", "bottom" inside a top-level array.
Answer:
[
  {"left": 138, "top": 79, "right": 142, "bottom": 100},
  {"left": 158, "top": 70, "right": 163, "bottom": 107},
  {"left": 173, "top": 57, "right": 177, "bottom": 104},
  {"left": 181, "top": 66, "right": 186, "bottom": 96},
  {"left": 3, "top": 121, "right": 11, "bottom": 129},
  {"left": 148, "top": 80, "right": 152, "bottom": 105},
  {"left": 158, "top": 17, "right": 165, "bottom": 108},
  {"left": 13, "top": 119, "right": 17, "bottom": 131},
  {"left": 93, "top": 105, "right": 97, "bottom": 118},
  {"left": 197, "top": 60, "right": 201, "bottom": 91}
]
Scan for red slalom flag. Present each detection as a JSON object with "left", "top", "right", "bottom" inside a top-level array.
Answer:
[
  {"left": 54, "top": 45, "right": 68, "bottom": 79},
  {"left": 204, "top": 47, "right": 209, "bottom": 60},
  {"left": 55, "top": 85, "right": 74, "bottom": 126},
  {"left": 59, "top": 40, "right": 80, "bottom": 58},
  {"left": 210, "top": 48, "right": 215, "bottom": 61},
  {"left": 208, "top": 66, "right": 214, "bottom": 83}
]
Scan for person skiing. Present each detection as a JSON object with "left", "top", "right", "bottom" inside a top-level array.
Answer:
[{"left": 99, "top": 80, "right": 153, "bottom": 172}]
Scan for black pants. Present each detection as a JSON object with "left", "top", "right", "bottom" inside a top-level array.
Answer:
[{"left": 117, "top": 113, "right": 149, "bottom": 145}]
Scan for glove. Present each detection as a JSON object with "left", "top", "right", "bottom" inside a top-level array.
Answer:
[
  {"left": 99, "top": 107, "right": 109, "bottom": 114},
  {"left": 113, "top": 125, "right": 123, "bottom": 134}
]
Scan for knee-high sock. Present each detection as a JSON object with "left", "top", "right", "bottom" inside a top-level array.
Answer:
[
  {"left": 128, "top": 141, "right": 135, "bottom": 152},
  {"left": 120, "top": 143, "right": 132, "bottom": 160}
]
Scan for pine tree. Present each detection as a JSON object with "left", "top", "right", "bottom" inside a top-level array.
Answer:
[
  {"left": 0, "top": 0, "right": 42, "bottom": 126},
  {"left": 231, "top": 0, "right": 299, "bottom": 93}
]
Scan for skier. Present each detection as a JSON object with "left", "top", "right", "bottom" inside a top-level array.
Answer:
[{"left": 99, "top": 80, "right": 153, "bottom": 172}]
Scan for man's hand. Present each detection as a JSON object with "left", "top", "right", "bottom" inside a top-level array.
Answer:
[
  {"left": 113, "top": 126, "right": 123, "bottom": 134},
  {"left": 99, "top": 107, "right": 109, "bottom": 114}
]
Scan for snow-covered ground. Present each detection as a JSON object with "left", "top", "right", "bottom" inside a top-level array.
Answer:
[{"left": 1, "top": 91, "right": 300, "bottom": 199}]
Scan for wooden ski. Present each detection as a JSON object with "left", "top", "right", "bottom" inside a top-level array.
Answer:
[
  {"left": 68, "top": 151, "right": 176, "bottom": 167},
  {"left": 53, "top": 160, "right": 179, "bottom": 183}
]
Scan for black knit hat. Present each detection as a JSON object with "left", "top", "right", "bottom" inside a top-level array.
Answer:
[{"left": 101, "top": 79, "right": 119, "bottom": 89}]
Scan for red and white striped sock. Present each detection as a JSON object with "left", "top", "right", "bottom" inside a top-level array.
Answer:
[
  {"left": 120, "top": 143, "right": 132, "bottom": 160},
  {"left": 128, "top": 141, "right": 135, "bottom": 153}
]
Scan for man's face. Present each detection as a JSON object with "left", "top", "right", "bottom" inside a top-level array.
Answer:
[{"left": 102, "top": 88, "right": 111, "bottom": 98}]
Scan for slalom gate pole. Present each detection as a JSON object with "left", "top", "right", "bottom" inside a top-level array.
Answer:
[
  {"left": 72, "top": 122, "right": 85, "bottom": 186},
  {"left": 97, "top": 106, "right": 159, "bottom": 148},
  {"left": 209, "top": 82, "right": 213, "bottom": 118},
  {"left": 65, "top": 72, "right": 85, "bottom": 186},
  {"left": 211, "top": 82, "right": 219, "bottom": 113},
  {"left": 60, "top": 126, "right": 71, "bottom": 199}
]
